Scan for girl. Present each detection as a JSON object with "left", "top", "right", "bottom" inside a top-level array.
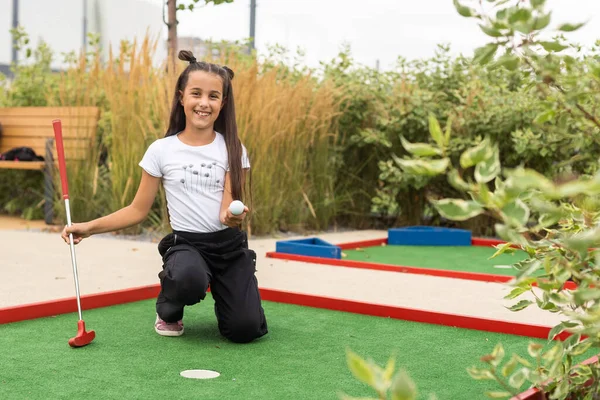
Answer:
[{"left": 60, "top": 50, "right": 268, "bottom": 344}]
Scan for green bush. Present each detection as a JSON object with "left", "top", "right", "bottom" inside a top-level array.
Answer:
[{"left": 383, "top": 1, "right": 600, "bottom": 398}]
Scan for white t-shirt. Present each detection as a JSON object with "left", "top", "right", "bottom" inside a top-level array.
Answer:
[{"left": 139, "top": 132, "right": 250, "bottom": 233}]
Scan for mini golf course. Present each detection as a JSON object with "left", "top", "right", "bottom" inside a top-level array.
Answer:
[
  {"left": 0, "top": 295, "right": 576, "bottom": 400},
  {"left": 2, "top": 225, "right": 594, "bottom": 399},
  {"left": 267, "top": 226, "right": 576, "bottom": 289},
  {"left": 342, "top": 243, "right": 528, "bottom": 277}
]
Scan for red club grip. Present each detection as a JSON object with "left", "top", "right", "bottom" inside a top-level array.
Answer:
[{"left": 52, "top": 119, "right": 69, "bottom": 200}]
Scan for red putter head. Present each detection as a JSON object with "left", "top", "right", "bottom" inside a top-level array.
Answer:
[{"left": 68, "top": 320, "right": 96, "bottom": 348}]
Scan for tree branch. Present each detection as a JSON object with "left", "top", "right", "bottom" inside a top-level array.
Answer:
[{"left": 520, "top": 54, "right": 600, "bottom": 131}]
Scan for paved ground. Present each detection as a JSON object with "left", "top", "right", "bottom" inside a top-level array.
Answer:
[
  {"left": 0, "top": 215, "right": 49, "bottom": 231},
  {"left": 0, "top": 217, "right": 561, "bottom": 328}
]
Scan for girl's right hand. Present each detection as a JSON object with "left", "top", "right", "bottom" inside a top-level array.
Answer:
[{"left": 61, "top": 222, "right": 92, "bottom": 245}]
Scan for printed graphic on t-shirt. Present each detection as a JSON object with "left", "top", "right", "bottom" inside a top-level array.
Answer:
[{"left": 179, "top": 161, "right": 223, "bottom": 194}]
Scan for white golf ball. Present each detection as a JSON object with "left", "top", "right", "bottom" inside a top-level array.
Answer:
[{"left": 229, "top": 200, "right": 245, "bottom": 215}]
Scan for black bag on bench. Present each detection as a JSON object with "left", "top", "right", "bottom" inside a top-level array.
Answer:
[{"left": 0, "top": 147, "right": 45, "bottom": 161}]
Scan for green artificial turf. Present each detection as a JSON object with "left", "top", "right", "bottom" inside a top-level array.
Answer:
[
  {"left": 0, "top": 297, "right": 565, "bottom": 399},
  {"left": 343, "top": 244, "right": 530, "bottom": 276}
]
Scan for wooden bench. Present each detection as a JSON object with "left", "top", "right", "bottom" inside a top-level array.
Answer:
[{"left": 0, "top": 107, "right": 100, "bottom": 224}]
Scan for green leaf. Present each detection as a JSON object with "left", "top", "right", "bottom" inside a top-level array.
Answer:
[
  {"left": 346, "top": 349, "right": 376, "bottom": 387},
  {"left": 536, "top": 297, "right": 558, "bottom": 311},
  {"left": 553, "top": 376, "right": 569, "bottom": 397},
  {"left": 475, "top": 147, "right": 501, "bottom": 183},
  {"left": 515, "top": 278, "right": 537, "bottom": 290},
  {"left": 491, "top": 54, "right": 520, "bottom": 71},
  {"left": 548, "top": 322, "right": 567, "bottom": 340},
  {"left": 485, "top": 391, "right": 512, "bottom": 399},
  {"left": 574, "top": 288, "right": 600, "bottom": 305},
  {"left": 428, "top": 114, "right": 445, "bottom": 148},
  {"left": 432, "top": 199, "right": 484, "bottom": 221},
  {"left": 504, "top": 286, "right": 528, "bottom": 300},
  {"left": 392, "top": 156, "right": 450, "bottom": 176},
  {"left": 527, "top": 342, "right": 543, "bottom": 357},
  {"left": 571, "top": 339, "right": 593, "bottom": 356},
  {"left": 490, "top": 343, "right": 505, "bottom": 367},
  {"left": 460, "top": 138, "right": 494, "bottom": 169},
  {"left": 557, "top": 22, "right": 585, "bottom": 32},
  {"left": 355, "top": 128, "right": 393, "bottom": 148},
  {"left": 555, "top": 179, "right": 600, "bottom": 197},
  {"left": 506, "top": 300, "right": 533, "bottom": 312},
  {"left": 491, "top": 243, "right": 517, "bottom": 260},
  {"left": 467, "top": 367, "right": 495, "bottom": 380},
  {"left": 571, "top": 365, "right": 593, "bottom": 384},
  {"left": 501, "top": 354, "right": 520, "bottom": 377},
  {"left": 531, "top": 0, "right": 545, "bottom": 8},
  {"left": 503, "top": 168, "right": 555, "bottom": 196},
  {"left": 514, "top": 354, "right": 532, "bottom": 368},
  {"left": 479, "top": 24, "right": 503, "bottom": 38},
  {"left": 533, "top": 109, "right": 556, "bottom": 124},
  {"left": 494, "top": 224, "right": 528, "bottom": 248},
  {"left": 539, "top": 41, "right": 569, "bottom": 52},
  {"left": 453, "top": 0, "right": 476, "bottom": 17},
  {"left": 562, "top": 333, "right": 581, "bottom": 350},
  {"left": 474, "top": 182, "right": 492, "bottom": 205},
  {"left": 564, "top": 227, "right": 600, "bottom": 255},
  {"left": 390, "top": 370, "right": 417, "bottom": 400},
  {"left": 444, "top": 116, "right": 453, "bottom": 143},
  {"left": 502, "top": 199, "right": 530, "bottom": 227},
  {"left": 509, "top": 8, "right": 532, "bottom": 24},
  {"left": 473, "top": 43, "right": 499, "bottom": 65},
  {"left": 533, "top": 13, "right": 551, "bottom": 30},
  {"left": 400, "top": 136, "right": 442, "bottom": 157},
  {"left": 496, "top": 7, "right": 509, "bottom": 20},
  {"left": 542, "top": 343, "right": 563, "bottom": 362},
  {"left": 514, "top": 21, "right": 534, "bottom": 34},
  {"left": 383, "top": 355, "right": 396, "bottom": 383},
  {"left": 177, "top": 3, "right": 186, "bottom": 10},
  {"left": 448, "top": 169, "right": 472, "bottom": 191},
  {"left": 508, "top": 368, "right": 527, "bottom": 389},
  {"left": 538, "top": 213, "right": 561, "bottom": 228}
]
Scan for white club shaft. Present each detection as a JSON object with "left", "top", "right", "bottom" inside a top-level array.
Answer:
[{"left": 65, "top": 199, "right": 83, "bottom": 321}]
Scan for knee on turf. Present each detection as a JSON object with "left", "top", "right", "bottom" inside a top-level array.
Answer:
[{"left": 220, "top": 316, "right": 264, "bottom": 344}]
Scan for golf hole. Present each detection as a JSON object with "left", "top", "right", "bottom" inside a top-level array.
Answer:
[{"left": 180, "top": 369, "right": 220, "bottom": 379}]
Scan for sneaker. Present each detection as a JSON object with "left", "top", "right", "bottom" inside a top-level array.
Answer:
[{"left": 154, "top": 314, "right": 184, "bottom": 337}]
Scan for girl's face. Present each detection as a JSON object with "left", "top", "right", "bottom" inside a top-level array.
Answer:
[{"left": 180, "top": 71, "right": 225, "bottom": 132}]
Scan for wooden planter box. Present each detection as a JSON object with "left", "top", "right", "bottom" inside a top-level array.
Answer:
[{"left": 510, "top": 355, "right": 598, "bottom": 400}]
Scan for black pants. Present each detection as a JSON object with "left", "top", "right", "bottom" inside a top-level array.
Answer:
[{"left": 156, "top": 227, "right": 268, "bottom": 343}]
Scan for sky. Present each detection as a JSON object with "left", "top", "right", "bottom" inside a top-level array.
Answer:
[{"left": 143, "top": 0, "right": 600, "bottom": 70}]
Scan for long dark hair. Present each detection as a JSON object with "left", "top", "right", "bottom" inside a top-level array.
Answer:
[{"left": 166, "top": 50, "right": 246, "bottom": 203}]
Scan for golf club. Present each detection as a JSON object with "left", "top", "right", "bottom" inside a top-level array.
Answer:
[{"left": 52, "top": 119, "right": 95, "bottom": 348}]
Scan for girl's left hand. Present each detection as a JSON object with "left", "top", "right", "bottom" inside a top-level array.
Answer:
[{"left": 221, "top": 206, "right": 249, "bottom": 227}]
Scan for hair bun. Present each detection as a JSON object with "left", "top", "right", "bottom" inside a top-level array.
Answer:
[
  {"left": 223, "top": 66, "right": 235, "bottom": 80},
  {"left": 178, "top": 50, "right": 197, "bottom": 64}
]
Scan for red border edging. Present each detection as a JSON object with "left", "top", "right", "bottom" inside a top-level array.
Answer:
[
  {"left": 0, "top": 284, "right": 571, "bottom": 341},
  {"left": 258, "top": 288, "right": 570, "bottom": 340},
  {"left": 337, "top": 238, "right": 388, "bottom": 250},
  {"left": 266, "top": 251, "right": 515, "bottom": 284},
  {"left": 0, "top": 284, "right": 161, "bottom": 325}
]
